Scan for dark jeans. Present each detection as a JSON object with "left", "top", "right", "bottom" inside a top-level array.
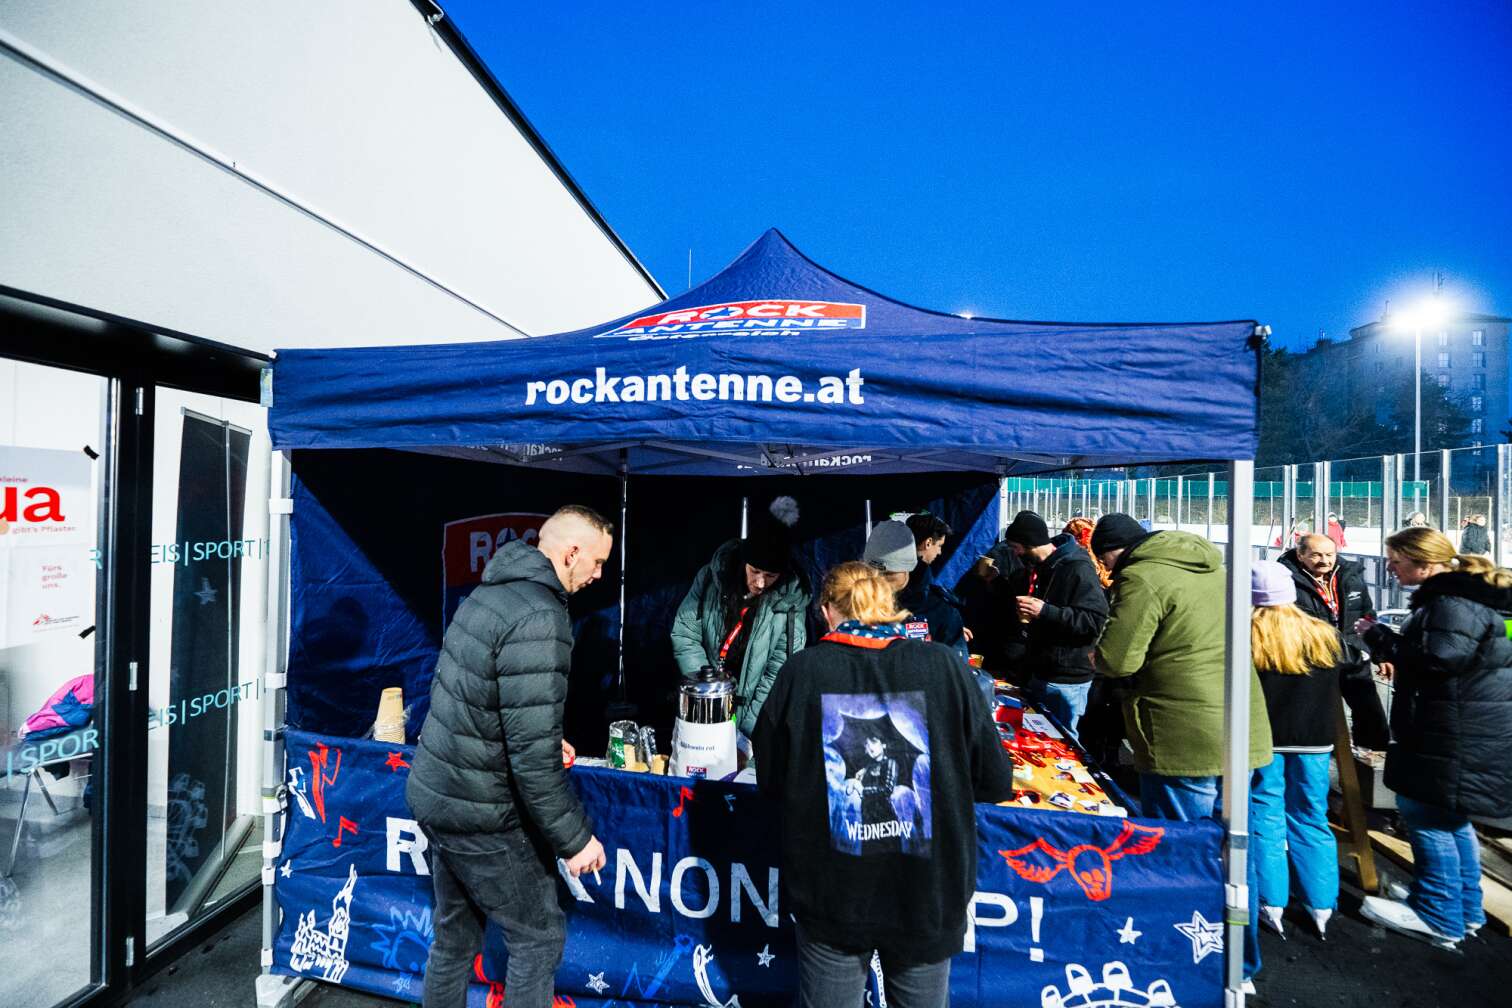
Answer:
[
  {"left": 795, "top": 923, "right": 951, "bottom": 1008},
  {"left": 421, "top": 829, "right": 567, "bottom": 1008}
]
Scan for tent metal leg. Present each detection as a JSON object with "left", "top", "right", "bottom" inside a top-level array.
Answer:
[
  {"left": 1222, "top": 459, "right": 1254, "bottom": 1004},
  {"left": 997, "top": 474, "right": 1008, "bottom": 538},
  {"left": 617, "top": 454, "right": 630, "bottom": 703},
  {"left": 260, "top": 451, "right": 296, "bottom": 984}
]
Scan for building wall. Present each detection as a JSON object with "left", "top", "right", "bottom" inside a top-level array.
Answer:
[
  {"left": 0, "top": 1, "right": 661, "bottom": 353},
  {"left": 1296, "top": 314, "right": 1512, "bottom": 452}
]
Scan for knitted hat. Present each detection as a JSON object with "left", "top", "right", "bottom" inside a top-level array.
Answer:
[
  {"left": 1090, "top": 513, "right": 1149, "bottom": 556},
  {"left": 741, "top": 496, "right": 799, "bottom": 573},
  {"left": 1003, "top": 511, "right": 1051, "bottom": 548},
  {"left": 1251, "top": 560, "right": 1297, "bottom": 607},
  {"left": 863, "top": 520, "right": 918, "bottom": 574}
]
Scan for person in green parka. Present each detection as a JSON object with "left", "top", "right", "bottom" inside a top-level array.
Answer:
[
  {"left": 1090, "top": 514, "right": 1272, "bottom": 821},
  {"left": 671, "top": 496, "right": 810, "bottom": 738}
]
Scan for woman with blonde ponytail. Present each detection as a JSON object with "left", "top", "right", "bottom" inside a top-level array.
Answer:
[
  {"left": 1355, "top": 527, "right": 1512, "bottom": 948},
  {"left": 753, "top": 561, "right": 1013, "bottom": 1008}
]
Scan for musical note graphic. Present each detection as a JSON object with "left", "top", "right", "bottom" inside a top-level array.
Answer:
[
  {"left": 332, "top": 816, "right": 359, "bottom": 848},
  {"left": 672, "top": 785, "right": 696, "bottom": 818}
]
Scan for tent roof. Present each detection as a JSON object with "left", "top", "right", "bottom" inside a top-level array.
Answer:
[{"left": 270, "top": 229, "right": 1260, "bottom": 475}]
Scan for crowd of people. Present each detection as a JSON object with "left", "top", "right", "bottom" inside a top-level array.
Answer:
[{"left": 402, "top": 497, "right": 1512, "bottom": 1008}]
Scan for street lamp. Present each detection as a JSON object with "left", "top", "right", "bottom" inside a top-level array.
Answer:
[{"left": 1390, "top": 294, "right": 1454, "bottom": 506}]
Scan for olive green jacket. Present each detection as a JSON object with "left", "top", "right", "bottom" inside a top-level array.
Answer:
[{"left": 1095, "top": 531, "right": 1272, "bottom": 777}]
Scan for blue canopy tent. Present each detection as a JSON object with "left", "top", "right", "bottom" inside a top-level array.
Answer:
[{"left": 264, "top": 229, "right": 1264, "bottom": 999}]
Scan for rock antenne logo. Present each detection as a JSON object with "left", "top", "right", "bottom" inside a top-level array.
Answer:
[
  {"left": 601, "top": 300, "right": 866, "bottom": 340},
  {"left": 998, "top": 821, "right": 1164, "bottom": 901}
]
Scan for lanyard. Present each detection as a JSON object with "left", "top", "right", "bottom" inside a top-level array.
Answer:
[
  {"left": 1314, "top": 572, "right": 1339, "bottom": 617},
  {"left": 719, "top": 605, "right": 752, "bottom": 664}
]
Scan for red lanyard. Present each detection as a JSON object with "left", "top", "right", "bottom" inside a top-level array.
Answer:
[
  {"left": 719, "top": 605, "right": 752, "bottom": 663},
  {"left": 1314, "top": 573, "right": 1339, "bottom": 617}
]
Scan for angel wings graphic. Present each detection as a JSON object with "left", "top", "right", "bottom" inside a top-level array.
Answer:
[{"left": 998, "top": 821, "right": 1165, "bottom": 901}]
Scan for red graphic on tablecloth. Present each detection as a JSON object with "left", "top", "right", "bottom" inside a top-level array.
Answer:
[
  {"left": 332, "top": 816, "right": 359, "bottom": 848},
  {"left": 385, "top": 752, "right": 410, "bottom": 772},
  {"left": 308, "top": 744, "right": 342, "bottom": 822},
  {"left": 671, "top": 785, "right": 696, "bottom": 818},
  {"left": 998, "top": 821, "right": 1165, "bottom": 901}
]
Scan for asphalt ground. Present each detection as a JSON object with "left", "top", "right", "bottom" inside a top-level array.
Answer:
[{"left": 122, "top": 890, "right": 1512, "bottom": 1008}]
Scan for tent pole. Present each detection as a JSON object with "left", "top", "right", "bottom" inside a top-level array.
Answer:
[
  {"left": 864, "top": 499, "right": 873, "bottom": 535},
  {"left": 617, "top": 452, "right": 629, "bottom": 703},
  {"left": 741, "top": 496, "right": 749, "bottom": 538},
  {"left": 258, "top": 450, "right": 297, "bottom": 1002},
  {"left": 997, "top": 471, "right": 1008, "bottom": 538},
  {"left": 1222, "top": 459, "right": 1254, "bottom": 1005}
]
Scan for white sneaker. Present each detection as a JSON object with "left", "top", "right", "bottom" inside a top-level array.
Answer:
[
  {"left": 1381, "top": 883, "right": 1479, "bottom": 937},
  {"left": 1242, "top": 980, "right": 1257, "bottom": 995},
  {"left": 1310, "top": 907, "right": 1333, "bottom": 940},
  {"left": 1359, "top": 895, "right": 1460, "bottom": 950},
  {"left": 1259, "top": 904, "right": 1286, "bottom": 939}
]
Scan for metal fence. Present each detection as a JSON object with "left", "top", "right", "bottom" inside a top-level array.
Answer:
[{"left": 1003, "top": 443, "right": 1509, "bottom": 611}]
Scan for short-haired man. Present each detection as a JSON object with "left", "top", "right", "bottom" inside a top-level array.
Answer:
[
  {"left": 408, "top": 505, "right": 614, "bottom": 1008},
  {"left": 897, "top": 512, "right": 971, "bottom": 659},
  {"left": 1000, "top": 511, "right": 1108, "bottom": 739},
  {"left": 1278, "top": 533, "right": 1388, "bottom": 748},
  {"left": 1091, "top": 513, "right": 1272, "bottom": 821}
]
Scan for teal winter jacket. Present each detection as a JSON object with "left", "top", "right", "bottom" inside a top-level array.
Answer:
[{"left": 670, "top": 539, "right": 809, "bottom": 736}]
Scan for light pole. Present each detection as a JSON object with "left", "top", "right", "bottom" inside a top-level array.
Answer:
[{"left": 1393, "top": 294, "right": 1452, "bottom": 513}]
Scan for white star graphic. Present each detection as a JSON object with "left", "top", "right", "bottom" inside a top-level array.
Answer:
[
  {"left": 1118, "top": 917, "right": 1142, "bottom": 944},
  {"left": 194, "top": 577, "right": 218, "bottom": 606},
  {"left": 279, "top": 861, "right": 292, "bottom": 878},
  {"left": 1174, "top": 910, "right": 1225, "bottom": 964},
  {"left": 756, "top": 944, "right": 775, "bottom": 967},
  {"left": 586, "top": 972, "right": 609, "bottom": 994}
]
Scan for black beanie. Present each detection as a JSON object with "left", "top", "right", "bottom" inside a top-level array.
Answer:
[
  {"left": 1090, "top": 513, "right": 1149, "bottom": 556},
  {"left": 740, "top": 496, "right": 800, "bottom": 574},
  {"left": 1003, "top": 511, "right": 1051, "bottom": 548}
]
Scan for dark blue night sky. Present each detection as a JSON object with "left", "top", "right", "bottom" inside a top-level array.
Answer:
[{"left": 445, "top": 1, "right": 1512, "bottom": 349}]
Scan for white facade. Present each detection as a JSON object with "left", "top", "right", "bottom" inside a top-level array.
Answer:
[{"left": 0, "top": 1, "right": 662, "bottom": 353}]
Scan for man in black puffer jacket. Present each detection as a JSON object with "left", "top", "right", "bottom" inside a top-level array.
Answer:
[
  {"left": 407, "top": 505, "right": 614, "bottom": 1008},
  {"left": 1001, "top": 512, "right": 1109, "bottom": 740},
  {"left": 1278, "top": 534, "right": 1390, "bottom": 749}
]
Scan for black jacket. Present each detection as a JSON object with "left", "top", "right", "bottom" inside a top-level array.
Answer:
[
  {"left": 1364, "top": 572, "right": 1512, "bottom": 818},
  {"left": 898, "top": 561, "right": 969, "bottom": 657},
  {"left": 1258, "top": 660, "right": 1341, "bottom": 752},
  {"left": 1278, "top": 550, "right": 1375, "bottom": 653},
  {"left": 1277, "top": 550, "right": 1389, "bottom": 749},
  {"left": 406, "top": 540, "right": 593, "bottom": 856},
  {"left": 1018, "top": 534, "right": 1110, "bottom": 685},
  {"left": 753, "top": 634, "right": 1013, "bottom": 962}
]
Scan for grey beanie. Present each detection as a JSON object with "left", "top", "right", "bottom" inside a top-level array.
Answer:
[{"left": 863, "top": 520, "right": 918, "bottom": 574}]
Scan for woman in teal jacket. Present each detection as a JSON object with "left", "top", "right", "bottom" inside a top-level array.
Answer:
[{"left": 671, "top": 498, "right": 809, "bottom": 737}]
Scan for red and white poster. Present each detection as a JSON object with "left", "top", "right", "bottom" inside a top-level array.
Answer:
[
  {"left": 440, "top": 512, "right": 549, "bottom": 628},
  {"left": 0, "top": 446, "right": 95, "bottom": 649}
]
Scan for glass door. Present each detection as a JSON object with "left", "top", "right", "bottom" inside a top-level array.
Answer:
[
  {"left": 0, "top": 358, "right": 111, "bottom": 1007},
  {"left": 144, "top": 390, "right": 270, "bottom": 948}
]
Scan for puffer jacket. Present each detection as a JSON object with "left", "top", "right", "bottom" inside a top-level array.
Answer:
[
  {"left": 1017, "top": 534, "right": 1109, "bottom": 685},
  {"left": 1096, "top": 531, "right": 1272, "bottom": 776},
  {"left": 406, "top": 540, "right": 593, "bottom": 856},
  {"left": 1364, "top": 571, "right": 1512, "bottom": 817},
  {"left": 670, "top": 539, "right": 810, "bottom": 737}
]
